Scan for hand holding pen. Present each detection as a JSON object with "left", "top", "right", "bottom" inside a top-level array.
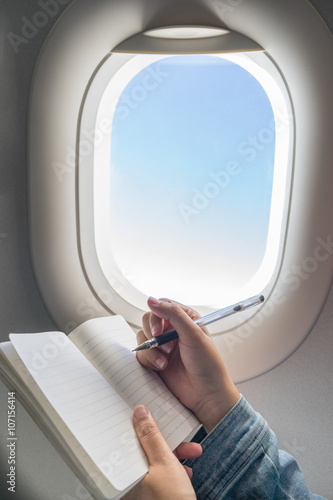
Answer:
[
  {"left": 134, "top": 296, "right": 263, "bottom": 433},
  {"left": 133, "top": 294, "right": 264, "bottom": 352},
  {"left": 126, "top": 295, "right": 264, "bottom": 499}
]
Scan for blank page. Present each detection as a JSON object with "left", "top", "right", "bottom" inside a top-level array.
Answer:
[
  {"left": 70, "top": 316, "right": 200, "bottom": 451},
  {"left": 9, "top": 332, "right": 148, "bottom": 492}
]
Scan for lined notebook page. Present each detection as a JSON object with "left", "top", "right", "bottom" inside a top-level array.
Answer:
[
  {"left": 70, "top": 316, "right": 200, "bottom": 451},
  {"left": 9, "top": 332, "right": 148, "bottom": 492},
  {"left": 0, "top": 342, "right": 119, "bottom": 500}
]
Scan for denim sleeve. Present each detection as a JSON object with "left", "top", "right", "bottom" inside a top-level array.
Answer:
[{"left": 185, "top": 395, "right": 326, "bottom": 500}]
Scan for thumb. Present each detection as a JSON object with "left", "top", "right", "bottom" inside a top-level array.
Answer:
[{"left": 133, "top": 406, "right": 176, "bottom": 466}]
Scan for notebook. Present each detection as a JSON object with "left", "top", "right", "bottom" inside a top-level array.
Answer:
[{"left": 0, "top": 315, "right": 200, "bottom": 499}]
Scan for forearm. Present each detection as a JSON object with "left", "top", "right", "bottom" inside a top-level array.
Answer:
[{"left": 185, "top": 396, "right": 327, "bottom": 500}]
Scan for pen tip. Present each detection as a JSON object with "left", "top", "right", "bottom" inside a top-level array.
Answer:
[
  {"left": 132, "top": 344, "right": 150, "bottom": 352},
  {"left": 259, "top": 295, "right": 265, "bottom": 302}
]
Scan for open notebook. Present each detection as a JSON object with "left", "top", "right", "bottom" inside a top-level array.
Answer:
[{"left": 0, "top": 316, "right": 200, "bottom": 499}]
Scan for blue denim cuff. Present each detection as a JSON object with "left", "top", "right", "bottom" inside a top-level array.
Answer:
[
  {"left": 185, "top": 395, "right": 269, "bottom": 498},
  {"left": 185, "top": 395, "right": 327, "bottom": 500}
]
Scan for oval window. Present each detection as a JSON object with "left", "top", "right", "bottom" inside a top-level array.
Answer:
[{"left": 100, "top": 53, "right": 287, "bottom": 306}]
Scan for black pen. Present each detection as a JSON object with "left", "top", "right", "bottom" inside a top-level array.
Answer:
[{"left": 132, "top": 294, "right": 264, "bottom": 351}]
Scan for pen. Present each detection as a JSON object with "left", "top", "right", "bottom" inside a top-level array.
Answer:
[{"left": 132, "top": 294, "right": 264, "bottom": 351}]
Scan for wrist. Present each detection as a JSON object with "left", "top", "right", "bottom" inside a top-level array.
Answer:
[{"left": 194, "top": 387, "right": 240, "bottom": 433}]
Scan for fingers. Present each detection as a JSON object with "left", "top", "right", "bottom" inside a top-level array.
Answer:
[
  {"left": 136, "top": 329, "right": 169, "bottom": 371},
  {"left": 133, "top": 406, "right": 177, "bottom": 467},
  {"left": 142, "top": 304, "right": 175, "bottom": 354},
  {"left": 173, "top": 442, "right": 202, "bottom": 480},
  {"left": 148, "top": 297, "right": 201, "bottom": 323},
  {"left": 173, "top": 442, "right": 202, "bottom": 461},
  {"left": 145, "top": 301, "right": 165, "bottom": 336},
  {"left": 183, "top": 465, "right": 193, "bottom": 479},
  {"left": 147, "top": 297, "right": 207, "bottom": 348},
  {"left": 136, "top": 296, "right": 209, "bottom": 369},
  {"left": 136, "top": 299, "right": 179, "bottom": 370}
]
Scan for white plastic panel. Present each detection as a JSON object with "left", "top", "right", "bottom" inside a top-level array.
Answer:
[{"left": 29, "top": 0, "right": 333, "bottom": 382}]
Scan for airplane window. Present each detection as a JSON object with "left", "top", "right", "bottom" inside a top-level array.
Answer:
[
  {"left": 93, "top": 53, "right": 291, "bottom": 307},
  {"left": 89, "top": 48, "right": 291, "bottom": 307}
]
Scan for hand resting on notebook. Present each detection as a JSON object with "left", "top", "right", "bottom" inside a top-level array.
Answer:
[{"left": 123, "top": 404, "right": 201, "bottom": 500}]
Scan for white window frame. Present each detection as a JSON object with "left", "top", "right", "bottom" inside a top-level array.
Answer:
[{"left": 78, "top": 51, "right": 294, "bottom": 331}]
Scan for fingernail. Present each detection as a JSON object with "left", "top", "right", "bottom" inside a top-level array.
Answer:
[
  {"left": 155, "top": 358, "right": 166, "bottom": 369},
  {"left": 149, "top": 297, "right": 160, "bottom": 306},
  {"left": 152, "top": 324, "right": 160, "bottom": 337},
  {"left": 134, "top": 406, "right": 150, "bottom": 420},
  {"left": 160, "top": 343, "right": 172, "bottom": 354}
]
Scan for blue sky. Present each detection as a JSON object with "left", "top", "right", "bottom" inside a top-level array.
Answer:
[{"left": 109, "top": 55, "right": 275, "bottom": 305}]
